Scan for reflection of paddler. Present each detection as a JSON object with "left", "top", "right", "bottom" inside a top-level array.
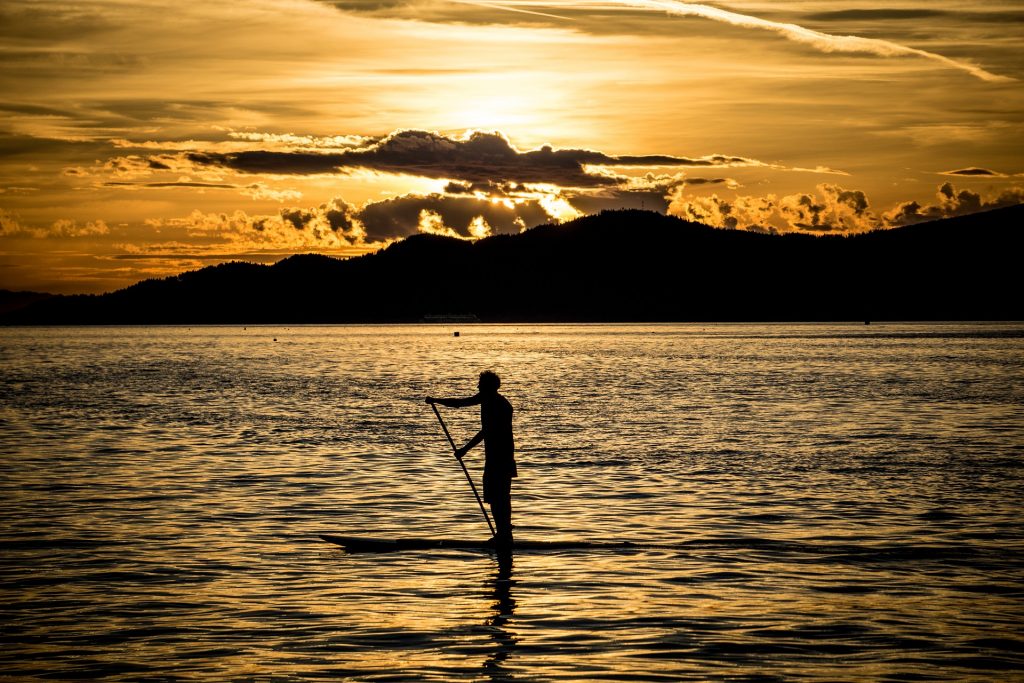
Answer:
[
  {"left": 427, "top": 371, "right": 517, "bottom": 547},
  {"left": 492, "top": 553, "right": 515, "bottom": 624},
  {"left": 484, "top": 553, "right": 517, "bottom": 677}
]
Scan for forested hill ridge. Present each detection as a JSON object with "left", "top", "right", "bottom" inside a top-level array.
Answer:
[{"left": 3, "top": 206, "right": 1022, "bottom": 323}]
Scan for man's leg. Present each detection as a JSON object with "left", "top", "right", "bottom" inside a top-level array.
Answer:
[{"left": 489, "top": 479, "right": 513, "bottom": 545}]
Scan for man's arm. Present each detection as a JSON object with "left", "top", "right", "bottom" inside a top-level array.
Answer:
[
  {"left": 426, "top": 394, "right": 482, "bottom": 408},
  {"left": 456, "top": 430, "right": 484, "bottom": 460}
]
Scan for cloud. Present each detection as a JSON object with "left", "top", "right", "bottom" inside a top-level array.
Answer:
[
  {"left": 790, "top": 166, "right": 851, "bottom": 177},
  {"left": 109, "top": 132, "right": 375, "bottom": 156},
  {"left": 669, "top": 182, "right": 1024, "bottom": 233},
  {"left": 429, "top": 0, "right": 1011, "bottom": 82},
  {"left": 185, "top": 129, "right": 761, "bottom": 187},
  {"left": 160, "top": 205, "right": 364, "bottom": 251},
  {"left": 668, "top": 192, "right": 781, "bottom": 232},
  {"left": 146, "top": 189, "right": 548, "bottom": 250},
  {"left": 100, "top": 178, "right": 302, "bottom": 202},
  {"left": 669, "top": 182, "right": 877, "bottom": 233},
  {"left": 103, "top": 181, "right": 236, "bottom": 189},
  {"left": 87, "top": 161, "right": 303, "bottom": 201},
  {"left": 777, "top": 186, "right": 873, "bottom": 232},
  {"left": 1, "top": 211, "right": 111, "bottom": 239},
  {"left": 356, "top": 190, "right": 557, "bottom": 240},
  {"left": 275, "top": 198, "right": 366, "bottom": 242},
  {"left": 322, "top": 0, "right": 579, "bottom": 27},
  {"left": 102, "top": 155, "right": 162, "bottom": 179},
  {"left": 0, "top": 209, "right": 24, "bottom": 236},
  {"left": 546, "top": 0, "right": 1012, "bottom": 82},
  {"left": 240, "top": 183, "right": 303, "bottom": 202},
  {"left": 804, "top": 9, "right": 948, "bottom": 22},
  {"left": 226, "top": 131, "right": 371, "bottom": 150},
  {"left": 49, "top": 218, "right": 111, "bottom": 238},
  {"left": 882, "top": 182, "right": 1024, "bottom": 227},
  {"left": 565, "top": 172, "right": 734, "bottom": 214},
  {"left": 109, "top": 246, "right": 288, "bottom": 263},
  {"left": 805, "top": 9, "right": 1024, "bottom": 24},
  {"left": 940, "top": 167, "right": 1007, "bottom": 177},
  {"left": 141, "top": 180, "right": 576, "bottom": 249},
  {"left": 93, "top": 130, "right": 843, "bottom": 203},
  {"left": 415, "top": 209, "right": 467, "bottom": 239}
]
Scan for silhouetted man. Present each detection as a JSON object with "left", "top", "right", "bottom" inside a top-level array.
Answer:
[{"left": 427, "top": 371, "right": 516, "bottom": 546}]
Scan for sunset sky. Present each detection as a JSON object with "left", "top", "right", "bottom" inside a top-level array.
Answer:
[{"left": 2, "top": 0, "right": 1022, "bottom": 293}]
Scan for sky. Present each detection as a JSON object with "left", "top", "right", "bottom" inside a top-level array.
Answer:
[{"left": 1, "top": 0, "right": 1022, "bottom": 293}]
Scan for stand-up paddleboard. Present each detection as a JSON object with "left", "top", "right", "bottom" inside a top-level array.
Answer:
[{"left": 319, "top": 534, "right": 639, "bottom": 553}]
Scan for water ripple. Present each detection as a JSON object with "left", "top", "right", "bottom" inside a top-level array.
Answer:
[{"left": 1, "top": 323, "right": 1022, "bottom": 680}]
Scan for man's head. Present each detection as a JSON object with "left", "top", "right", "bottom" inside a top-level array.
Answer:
[{"left": 478, "top": 370, "right": 501, "bottom": 394}]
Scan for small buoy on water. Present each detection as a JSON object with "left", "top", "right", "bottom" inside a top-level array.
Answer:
[
  {"left": 453, "top": 331, "right": 460, "bottom": 337},
  {"left": 273, "top": 337, "right": 278, "bottom": 342}
]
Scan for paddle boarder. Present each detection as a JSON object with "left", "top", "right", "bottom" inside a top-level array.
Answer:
[{"left": 426, "top": 371, "right": 516, "bottom": 546}]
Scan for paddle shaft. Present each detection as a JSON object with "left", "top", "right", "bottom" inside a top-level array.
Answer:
[{"left": 430, "top": 403, "right": 496, "bottom": 537}]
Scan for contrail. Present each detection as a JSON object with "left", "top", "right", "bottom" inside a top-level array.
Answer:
[
  {"left": 479, "top": 0, "right": 1012, "bottom": 82},
  {"left": 454, "top": 0, "right": 576, "bottom": 22}
]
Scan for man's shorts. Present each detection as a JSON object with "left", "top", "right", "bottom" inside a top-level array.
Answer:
[{"left": 483, "top": 473, "right": 512, "bottom": 504}]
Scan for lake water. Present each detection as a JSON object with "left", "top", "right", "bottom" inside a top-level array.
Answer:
[{"left": 1, "top": 323, "right": 1023, "bottom": 681}]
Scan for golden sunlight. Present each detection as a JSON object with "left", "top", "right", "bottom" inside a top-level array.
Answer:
[{"left": 451, "top": 95, "right": 540, "bottom": 132}]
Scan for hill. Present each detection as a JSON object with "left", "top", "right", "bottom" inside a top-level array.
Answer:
[
  {"left": 0, "top": 290, "right": 54, "bottom": 316},
  {"left": 3, "top": 206, "right": 1022, "bottom": 323}
]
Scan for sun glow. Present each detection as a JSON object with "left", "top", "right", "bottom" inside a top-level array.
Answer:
[{"left": 447, "top": 95, "right": 540, "bottom": 132}]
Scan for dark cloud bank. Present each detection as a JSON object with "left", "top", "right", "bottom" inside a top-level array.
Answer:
[{"left": 186, "top": 129, "right": 754, "bottom": 187}]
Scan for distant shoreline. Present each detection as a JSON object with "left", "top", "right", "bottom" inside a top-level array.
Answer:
[
  {"left": 3, "top": 207, "right": 1022, "bottom": 325},
  {"left": 3, "top": 321, "right": 1023, "bottom": 331}
]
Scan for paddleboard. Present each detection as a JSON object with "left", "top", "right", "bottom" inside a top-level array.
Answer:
[{"left": 319, "top": 534, "right": 639, "bottom": 552}]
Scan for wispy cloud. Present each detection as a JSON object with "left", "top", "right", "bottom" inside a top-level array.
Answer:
[
  {"left": 805, "top": 8, "right": 1024, "bottom": 24},
  {"left": 98, "top": 180, "right": 303, "bottom": 201},
  {"left": 484, "top": 0, "right": 1012, "bottom": 82},
  {"left": 102, "top": 181, "right": 236, "bottom": 189},
  {"left": 457, "top": 0, "right": 576, "bottom": 21}
]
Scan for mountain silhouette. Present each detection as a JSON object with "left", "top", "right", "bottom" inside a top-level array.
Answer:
[
  {"left": 3, "top": 206, "right": 1021, "bottom": 324},
  {"left": 0, "top": 290, "right": 53, "bottom": 316}
]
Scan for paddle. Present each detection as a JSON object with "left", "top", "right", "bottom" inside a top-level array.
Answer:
[{"left": 430, "top": 402, "right": 496, "bottom": 537}]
